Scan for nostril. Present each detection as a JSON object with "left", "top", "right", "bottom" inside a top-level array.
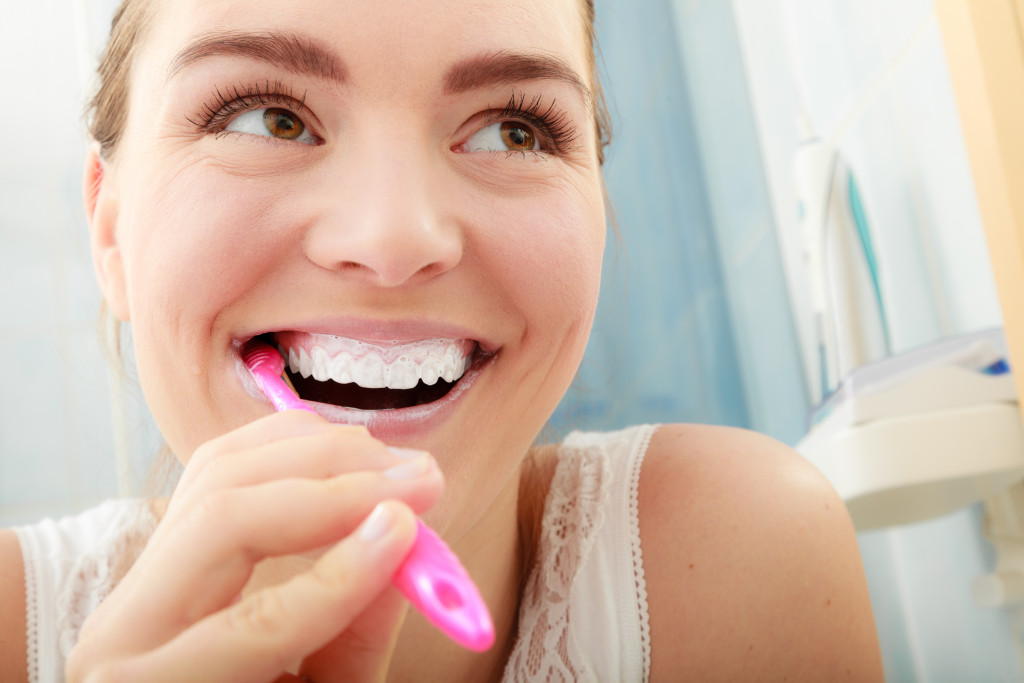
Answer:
[{"left": 303, "top": 210, "right": 463, "bottom": 287}]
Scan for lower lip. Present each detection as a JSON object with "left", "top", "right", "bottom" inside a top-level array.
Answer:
[{"left": 236, "top": 348, "right": 495, "bottom": 441}]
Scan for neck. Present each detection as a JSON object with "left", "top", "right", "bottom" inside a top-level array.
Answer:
[{"left": 387, "top": 459, "right": 529, "bottom": 683}]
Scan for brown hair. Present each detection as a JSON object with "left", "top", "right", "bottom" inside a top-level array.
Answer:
[
  {"left": 578, "top": 0, "right": 613, "bottom": 165},
  {"left": 88, "top": 0, "right": 154, "bottom": 160}
]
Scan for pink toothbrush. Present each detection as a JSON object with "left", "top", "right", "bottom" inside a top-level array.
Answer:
[{"left": 241, "top": 338, "right": 495, "bottom": 652}]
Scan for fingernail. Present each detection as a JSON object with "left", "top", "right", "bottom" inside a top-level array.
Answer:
[
  {"left": 387, "top": 446, "right": 428, "bottom": 459},
  {"left": 383, "top": 454, "right": 431, "bottom": 480},
  {"left": 359, "top": 503, "right": 394, "bottom": 542}
]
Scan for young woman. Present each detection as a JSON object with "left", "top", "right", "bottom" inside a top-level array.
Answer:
[{"left": 0, "top": 0, "right": 883, "bottom": 680}]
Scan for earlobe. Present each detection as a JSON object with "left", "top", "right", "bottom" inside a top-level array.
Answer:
[{"left": 83, "top": 144, "right": 130, "bottom": 322}]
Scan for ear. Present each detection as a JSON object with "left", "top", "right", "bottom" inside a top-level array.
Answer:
[{"left": 83, "top": 144, "right": 130, "bottom": 321}]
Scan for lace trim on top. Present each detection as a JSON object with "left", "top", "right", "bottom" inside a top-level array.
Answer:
[
  {"left": 630, "top": 426, "right": 655, "bottom": 682},
  {"left": 504, "top": 438, "right": 612, "bottom": 682},
  {"left": 17, "top": 500, "right": 157, "bottom": 682},
  {"left": 55, "top": 503, "right": 156, "bottom": 660},
  {"left": 23, "top": 536, "right": 39, "bottom": 683}
]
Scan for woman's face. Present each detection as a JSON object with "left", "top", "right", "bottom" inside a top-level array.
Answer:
[{"left": 92, "top": 0, "right": 605, "bottom": 527}]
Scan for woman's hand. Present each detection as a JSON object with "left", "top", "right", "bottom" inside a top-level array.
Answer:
[{"left": 66, "top": 411, "right": 444, "bottom": 683}]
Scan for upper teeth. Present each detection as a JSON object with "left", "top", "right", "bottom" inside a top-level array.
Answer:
[{"left": 284, "top": 339, "right": 473, "bottom": 390}]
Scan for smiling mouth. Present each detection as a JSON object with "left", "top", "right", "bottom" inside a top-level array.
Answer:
[{"left": 256, "top": 332, "right": 481, "bottom": 411}]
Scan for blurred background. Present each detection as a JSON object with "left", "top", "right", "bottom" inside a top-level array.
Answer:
[{"left": 1, "top": 0, "right": 1020, "bottom": 679}]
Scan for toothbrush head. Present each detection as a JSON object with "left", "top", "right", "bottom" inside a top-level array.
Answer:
[
  {"left": 241, "top": 338, "right": 313, "bottom": 413},
  {"left": 242, "top": 338, "right": 285, "bottom": 376}
]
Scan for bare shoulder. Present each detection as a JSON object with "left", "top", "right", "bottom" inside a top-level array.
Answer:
[
  {"left": 0, "top": 530, "right": 28, "bottom": 683},
  {"left": 638, "top": 423, "right": 883, "bottom": 682}
]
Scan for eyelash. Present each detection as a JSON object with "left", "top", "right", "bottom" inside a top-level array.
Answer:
[
  {"left": 188, "top": 82, "right": 580, "bottom": 153},
  {"left": 493, "top": 92, "right": 579, "bottom": 154},
  {"left": 188, "top": 80, "right": 308, "bottom": 134}
]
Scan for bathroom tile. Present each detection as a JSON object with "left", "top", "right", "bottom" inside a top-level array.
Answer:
[
  {"left": 841, "top": 90, "right": 946, "bottom": 354},
  {"left": 730, "top": 230, "right": 810, "bottom": 443},
  {"left": 889, "top": 24, "right": 1002, "bottom": 335},
  {"left": 1, "top": 6, "right": 89, "bottom": 184},
  {"left": 0, "top": 184, "right": 62, "bottom": 334},
  {"left": 730, "top": 0, "right": 821, "bottom": 399},
  {"left": 0, "top": 500, "right": 103, "bottom": 528},
  {"left": 62, "top": 327, "right": 121, "bottom": 501},
  {"left": 862, "top": 507, "right": 1022, "bottom": 681},
  {"left": 670, "top": 0, "right": 810, "bottom": 439},
  {"left": 673, "top": 0, "right": 770, "bottom": 251},
  {"left": 783, "top": 0, "right": 935, "bottom": 139},
  {"left": 0, "top": 332, "right": 75, "bottom": 508},
  {"left": 833, "top": 19, "right": 1002, "bottom": 354},
  {"left": 577, "top": 0, "right": 753, "bottom": 435}
]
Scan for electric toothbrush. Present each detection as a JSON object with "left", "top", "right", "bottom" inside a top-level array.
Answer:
[{"left": 794, "top": 113, "right": 890, "bottom": 408}]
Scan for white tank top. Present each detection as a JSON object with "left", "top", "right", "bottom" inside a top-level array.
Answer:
[
  {"left": 503, "top": 424, "right": 655, "bottom": 682},
  {"left": 15, "top": 425, "right": 655, "bottom": 682}
]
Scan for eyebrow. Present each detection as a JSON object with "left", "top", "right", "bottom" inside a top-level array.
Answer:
[
  {"left": 167, "top": 32, "right": 590, "bottom": 107},
  {"left": 167, "top": 30, "right": 346, "bottom": 83},
  {"left": 443, "top": 51, "right": 591, "bottom": 106}
]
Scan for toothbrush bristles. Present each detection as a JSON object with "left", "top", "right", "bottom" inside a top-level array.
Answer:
[
  {"left": 242, "top": 340, "right": 285, "bottom": 375},
  {"left": 281, "top": 371, "right": 298, "bottom": 394}
]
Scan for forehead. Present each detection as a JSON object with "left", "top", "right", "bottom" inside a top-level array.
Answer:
[{"left": 143, "top": 0, "right": 590, "bottom": 90}]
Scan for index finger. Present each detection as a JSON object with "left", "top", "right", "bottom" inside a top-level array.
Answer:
[
  {"left": 179, "top": 411, "right": 370, "bottom": 487},
  {"left": 108, "top": 501, "right": 418, "bottom": 683}
]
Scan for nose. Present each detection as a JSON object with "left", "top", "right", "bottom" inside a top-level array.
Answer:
[{"left": 303, "top": 141, "right": 463, "bottom": 288}]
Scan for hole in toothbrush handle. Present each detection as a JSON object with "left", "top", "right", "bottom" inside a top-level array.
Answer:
[{"left": 391, "top": 520, "right": 495, "bottom": 652}]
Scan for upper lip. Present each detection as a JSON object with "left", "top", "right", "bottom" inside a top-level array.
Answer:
[{"left": 234, "top": 317, "right": 500, "bottom": 354}]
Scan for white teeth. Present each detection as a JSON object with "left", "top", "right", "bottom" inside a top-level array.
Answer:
[
  {"left": 309, "top": 347, "right": 327, "bottom": 381},
  {"left": 388, "top": 356, "right": 420, "bottom": 390},
  {"left": 329, "top": 356, "right": 353, "bottom": 385},
  {"left": 296, "top": 347, "right": 313, "bottom": 379},
  {"left": 353, "top": 355, "right": 386, "bottom": 389},
  {"left": 421, "top": 359, "right": 440, "bottom": 386},
  {"left": 283, "top": 339, "right": 474, "bottom": 390}
]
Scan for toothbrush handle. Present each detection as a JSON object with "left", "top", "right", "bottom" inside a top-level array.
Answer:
[
  {"left": 254, "top": 373, "right": 315, "bottom": 414},
  {"left": 392, "top": 520, "right": 495, "bottom": 652}
]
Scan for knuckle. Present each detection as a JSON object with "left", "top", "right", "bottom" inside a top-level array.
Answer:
[
  {"left": 302, "top": 430, "right": 342, "bottom": 460},
  {"left": 309, "top": 554, "right": 356, "bottom": 595},
  {"left": 191, "top": 489, "right": 242, "bottom": 533},
  {"left": 227, "top": 589, "right": 292, "bottom": 642},
  {"left": 189, "top": 438, "right": 227, "bottom": 469},
  {"left": 322, "top": 472, "right": 361, "bottom": 496},
  {"left": 339, "top": 627, "right": 385, "bottom": 660}
]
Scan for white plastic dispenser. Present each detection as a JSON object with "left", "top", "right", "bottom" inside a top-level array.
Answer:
[{"left": 796, "top": 329, "right": 1024, "bottom": 531}]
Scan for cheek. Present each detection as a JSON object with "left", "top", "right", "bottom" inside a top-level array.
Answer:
[
  {"left": 123, "top": 167, "right": 291, "bottom": 328},
  {"left": 489, "top": 181, "right": 605, "bottom": 333}
]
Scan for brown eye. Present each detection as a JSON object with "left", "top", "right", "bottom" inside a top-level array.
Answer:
[
  {"left": 263, "top": 108, "right": 305, "bottom": 140},
  {"left": 499, "top": 122, "right": 537, "bottom": 151}
]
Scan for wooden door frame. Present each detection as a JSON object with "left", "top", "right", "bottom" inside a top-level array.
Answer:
[{"left": 936, "top": 0, "right": 1024, "bottom": 406}]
